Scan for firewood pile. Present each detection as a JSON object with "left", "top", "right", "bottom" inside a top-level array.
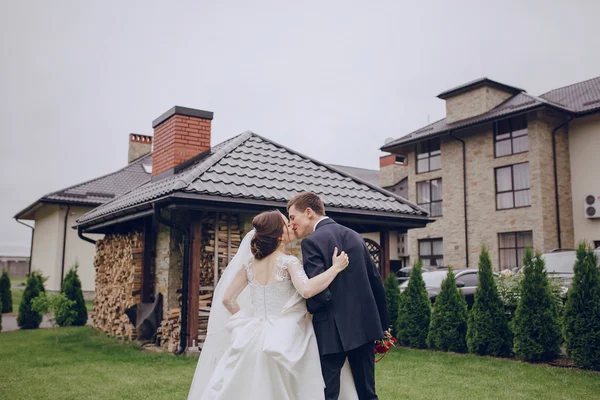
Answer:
[
  {"left": 92, "top": 232, "right": 143, "bottom": 340},
  {"left": 157, "top": 308, "right": 181, "bottom": 352}
]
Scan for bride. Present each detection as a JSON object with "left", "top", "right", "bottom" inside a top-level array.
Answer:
[{"left": 188, "top": 210, "right": 359, "bottom": 399}]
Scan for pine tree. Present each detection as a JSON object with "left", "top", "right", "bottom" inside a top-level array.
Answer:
[
  {"left": 563, "top": 243, "right": 600, "bottom": 371},
  {"left": 467, "top": 247, "right": 512, "bottom": 357},
  {"left": 17, "top": 272, "right": 46, "bottom": 330},
  {"left": 0, "top": 270, "right": 12, "bottom": 313},
  {"left": 0, "top": 295, "right": 3, "bottom": 332},
  {"left": 513, "top": 249, "right": 562, "bottom": 361},
  {"left": 384, "top": 274, "right": 401, "bottom": 337},
  {"left": 427, "top": 268, "right": 468, "bottom": 352},
  {"left": 57, "top": 265, "right": 88, "bottom": 326},
  {"left": 396, "top": 259, "right": 431, "bottom": 349}
]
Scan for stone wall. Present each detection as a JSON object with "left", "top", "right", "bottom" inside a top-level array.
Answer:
[{"left": 445, "top": 86, "right": 513, "bottom": 123}]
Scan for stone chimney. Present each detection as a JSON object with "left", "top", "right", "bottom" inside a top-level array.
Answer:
[
  {"left": 379, "top": 154, "right": 408, "bottom": 188},
  {"left": 438, "top": 78, "right": 523, "bottom": 124},
  {"left": 151, "top": 106, "right": 213, "bottom": 177},
  {"left": 128, "top": 134, "right": 153, "bottom": 163}
]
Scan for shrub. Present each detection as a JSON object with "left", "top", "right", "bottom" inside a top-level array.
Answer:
[
  {"left": 17, "top": 272, "right": 45, "bottom": 330},
  {"left": 31, "top": 292, "right": 76, "bottom": 344},
  {"left": 0, "top": 270, "right": 12, "bottom": 313},
  {"left": 563, "top": 243, "right": 600, "bottom": 371},
  {"left": 512, "top": 249, "right": 562, "bottom": 361},
  {"left": 58, "top": 265, "right": 88, "bottom": 326},
  {"left": 467, "top": 247, "right": 512, "bottom": 357},
  {"left": 396, "top": 259, "right": 431, "bottom": 349},
  {"left": 427, "top": 268, "right": 468, "bottom": 352},
  {"left": 0, "top": 296, "right": 3, "bottom": 332}
]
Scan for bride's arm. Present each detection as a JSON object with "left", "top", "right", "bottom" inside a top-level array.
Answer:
[
  {"left": 222, "top": 266, "right": 249, "bottom": 314},
  {"left": 288, "top": 248, "right": 349, "bottom": 299}
]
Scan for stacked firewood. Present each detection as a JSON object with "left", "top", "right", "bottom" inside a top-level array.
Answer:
[
  {"left": 92, "top": 232, "right": 143, "bottom": 340},
  {"left": 157, "top": 308, "right": 181, "bottom": 352},
  {"left": 199, "top": 214, "right": 242, "bottom": 288}
]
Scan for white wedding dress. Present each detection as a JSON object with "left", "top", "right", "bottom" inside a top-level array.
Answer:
[{"left": 188, "top": 231, "right": 358, "bottom": 400}]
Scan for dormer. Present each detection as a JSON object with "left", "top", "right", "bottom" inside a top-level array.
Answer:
[{"left": 438, "top": 78, "right": 524, "bottom": 124}]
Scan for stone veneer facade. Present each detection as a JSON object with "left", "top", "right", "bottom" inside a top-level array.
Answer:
[
  {"left": 402, "top": 109, "right": 574, "bottom": 270},
  {"left": 445, "top": 86, "right": 513, "bottom": 124}
]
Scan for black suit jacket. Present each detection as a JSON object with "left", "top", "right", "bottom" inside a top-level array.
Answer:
[{"left": 301, "top": 218, "right": 389, "bottom": 355}]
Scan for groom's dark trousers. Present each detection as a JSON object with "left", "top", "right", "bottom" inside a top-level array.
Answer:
[{"left": 301, "top": 218, "right": 389, "bottom": 400}]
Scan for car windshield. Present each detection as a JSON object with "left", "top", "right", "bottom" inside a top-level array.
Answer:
[
  {"left": 542, "top": 252, "right": 577, "bottom": 274},
  {"left": 400, "top": 271, "right": 448, "bottom": 289}
]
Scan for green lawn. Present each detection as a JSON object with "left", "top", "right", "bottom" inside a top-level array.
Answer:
[{"left": 1, "top": 328, "right": 599, "bottom": 400}]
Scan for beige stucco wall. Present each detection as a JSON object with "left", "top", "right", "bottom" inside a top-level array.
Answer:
[
  {"left": 404, "top": 109, "right": 574, "bottom": 270},
  {"left": 569, "top": 113, "right": 600, "bottom": 245},
  {"left": 30, "top": 204, "right": 102, "bottom": 293},
  {"left": 446, "top": 86, "right": 513, "bottom": 124},
  {"left": 30, "top": 205, "right": 62, "bottom": 291}
]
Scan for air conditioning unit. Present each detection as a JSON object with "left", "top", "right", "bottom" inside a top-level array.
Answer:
[{"left": 585, "top": 195, "right": 600, "bottom": 219}]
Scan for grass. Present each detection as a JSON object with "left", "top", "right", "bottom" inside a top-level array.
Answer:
[
  {"left": 6, "top": 277, "right": 93, "bottom": 314},
  {"left": 1, "top": 328, "right": 599, "bottom": 400}
]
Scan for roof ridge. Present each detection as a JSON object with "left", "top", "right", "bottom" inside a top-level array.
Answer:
[
  {"left": 171, "top": 131, "right": 254, "bottom": 190},
  {"left": 381, "top": 117, "right": 446, "bottom": 150},
  {"left": 540, "top": 75, "right": 600, "bottom": 97},
  {"left": 521, "top": 92, "right": 576, "bottom": 113},
  {"left": 43, "top": 152, "right": 151, "bottom": 199},
  {"left": 250, "top": 133, "right": 426, "bottom": 214},
  {"left": 329, "top": 164, "right": 379, "bottom": 173}
]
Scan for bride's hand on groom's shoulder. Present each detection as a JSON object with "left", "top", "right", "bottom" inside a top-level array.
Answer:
[{"left": 332, "top": 247, "right": 349, "bottom": 273}]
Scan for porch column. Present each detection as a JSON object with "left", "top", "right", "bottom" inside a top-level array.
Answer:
[
  {"left": 380, "top": 229, "right": 391, "bottom": 279},
  {"left": 188, "top": 218, "right": 202, "bottom": 346}
]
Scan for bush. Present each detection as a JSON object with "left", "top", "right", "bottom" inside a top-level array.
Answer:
[
  {"left": 31, "top": 292, "right": 76, "bottom": 344},
  {"left": 396, "top": 259, "right": 431, "bottom": 349},
  {"left": 17, "top": 272, "right": 46, "bottom": 330},
  {"left": 563, "top": 243, "right": 600, "bottom": 371},
  {"left": 512, "top": 249, "right": 562, "bottom": 361},
  {"left": 467, "top": 247, "right": 512, "bottom": 357},
  {"left": 384, "top": 274, "right": 401, "bottom": 337},
  {"left": 58, "top": 265, "right": 87, "bottom": 327},
  {"left": 0, "top": 296, "right": 3, "bottom": 332},
  {"left": 427, "top": 268, "right": 468, "bottom": 352},
  {"left": 0, "top": 270, "right": 12, "bottom": 313}
]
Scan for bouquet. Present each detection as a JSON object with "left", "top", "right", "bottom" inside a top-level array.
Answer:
[{"left": 374, "top": 330, "right": 396, "bottom": 363}]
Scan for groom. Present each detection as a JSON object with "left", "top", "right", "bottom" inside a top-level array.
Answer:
[{"left": 287, "top": 192, "right": 389, "bottom": 400}]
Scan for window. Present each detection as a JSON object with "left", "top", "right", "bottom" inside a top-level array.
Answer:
[
  {"left": 495, "top": 163, "right": 530, "bottom": 209},
  {"left": 457, "top": 272, "right": 478, "bottom": 287},
  {"left": 416, "top": 138, "right": 441, "bottom": 173},
  {"left": 417, "top": 179, "right": 443, "bottom": 217},
  {"left": 395, "top": 155, "right": 406, "bottom": 165},
  {"left": 495, "top": 115, "right": 528, "bottom": 157},
  {"left": 594, "top": 240, "right": 600, "bottom": 249},
  {"left": 499, "top": 231, "right": 533, "bottom": 270},
  {"left": 419, "top": 238, "right": 443, "bottom": 267}
]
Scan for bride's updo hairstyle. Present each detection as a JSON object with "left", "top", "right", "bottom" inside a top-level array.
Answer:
[{"left": 251, "top": 210, "right": 285, "bottom": 260}]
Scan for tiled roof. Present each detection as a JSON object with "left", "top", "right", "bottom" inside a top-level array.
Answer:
[
  {"left": 78, "top": 133, "right": 427, "bottom": 226},
  {"left": 540, "top": 76, "right": 600, "bottom": 114},
  {"left": 382, "top": 75, "right": 600, "bottom": 151},
  {"left": 382, "top": 93, "right": 545, "bottom": 150},
  {"left": 437, "top": 77, "right": 525, "bottom": 99},
  {"left": 329, "top": 164, "right": 380, "bottom": 187},
  {"left": 14, "top": 154, "right": 152, "bottom": 219}
]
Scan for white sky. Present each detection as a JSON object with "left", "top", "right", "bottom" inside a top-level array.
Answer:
[{"left": 1, "top": 0, "right": 600, "bottom": 249}]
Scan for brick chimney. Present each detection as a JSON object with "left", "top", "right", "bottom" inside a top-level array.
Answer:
[
  {"left": 151, "top": 106, "right": 213, "bottom": 177},
  {"left": 128, "top": 134, "right": 153, "bottom": 163},
  {"left": 379, "top": 154, "right": 408, "bottom": 188}
]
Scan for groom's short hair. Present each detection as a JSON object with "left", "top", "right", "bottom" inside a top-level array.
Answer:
[{"left": 287, "top": 192, "right": 325, "bottom": 216}]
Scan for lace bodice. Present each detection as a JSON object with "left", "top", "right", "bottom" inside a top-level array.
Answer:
[{"left": 245, "top": 255, "right": 308, "bottom": 322}]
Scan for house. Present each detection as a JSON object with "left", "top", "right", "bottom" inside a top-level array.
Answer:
[
  {"left": 381, "top": 76, "right": 600, "bottom": 271},
  {"left": 76, "top": 106, "right": 431, "bottom": 351},
  {"left": 13, "top": 135, "right": 153, "bottom": 298}
]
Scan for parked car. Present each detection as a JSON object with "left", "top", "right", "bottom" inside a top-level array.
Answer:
[
  {"left": 539, "top": 248, "right": 600, "bottom": 293},
  {"left": 396, "top": 265, "right": 441, "bottom": 284},
  {"left": 399, "top": 268, "right": 480, "bottom": 308}
]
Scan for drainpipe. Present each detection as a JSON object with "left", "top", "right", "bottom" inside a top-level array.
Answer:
[
  {"left": 449, "top": 131, "right": 469, "bottom": 268},
  {"left": 154, "top": 203, "right": 190, "bottom": 355},
  {"left": 78, "top": 226, "right": 97, "bottom": 245},
  {"left": 16, "top": 219, "right": 35, "bottom": 275},
  {"left": 551, "top": 117, "right": 573, "bottom": 250},
  {"left": 60, "top": 205, "right": 71, "bottom": 291}
]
